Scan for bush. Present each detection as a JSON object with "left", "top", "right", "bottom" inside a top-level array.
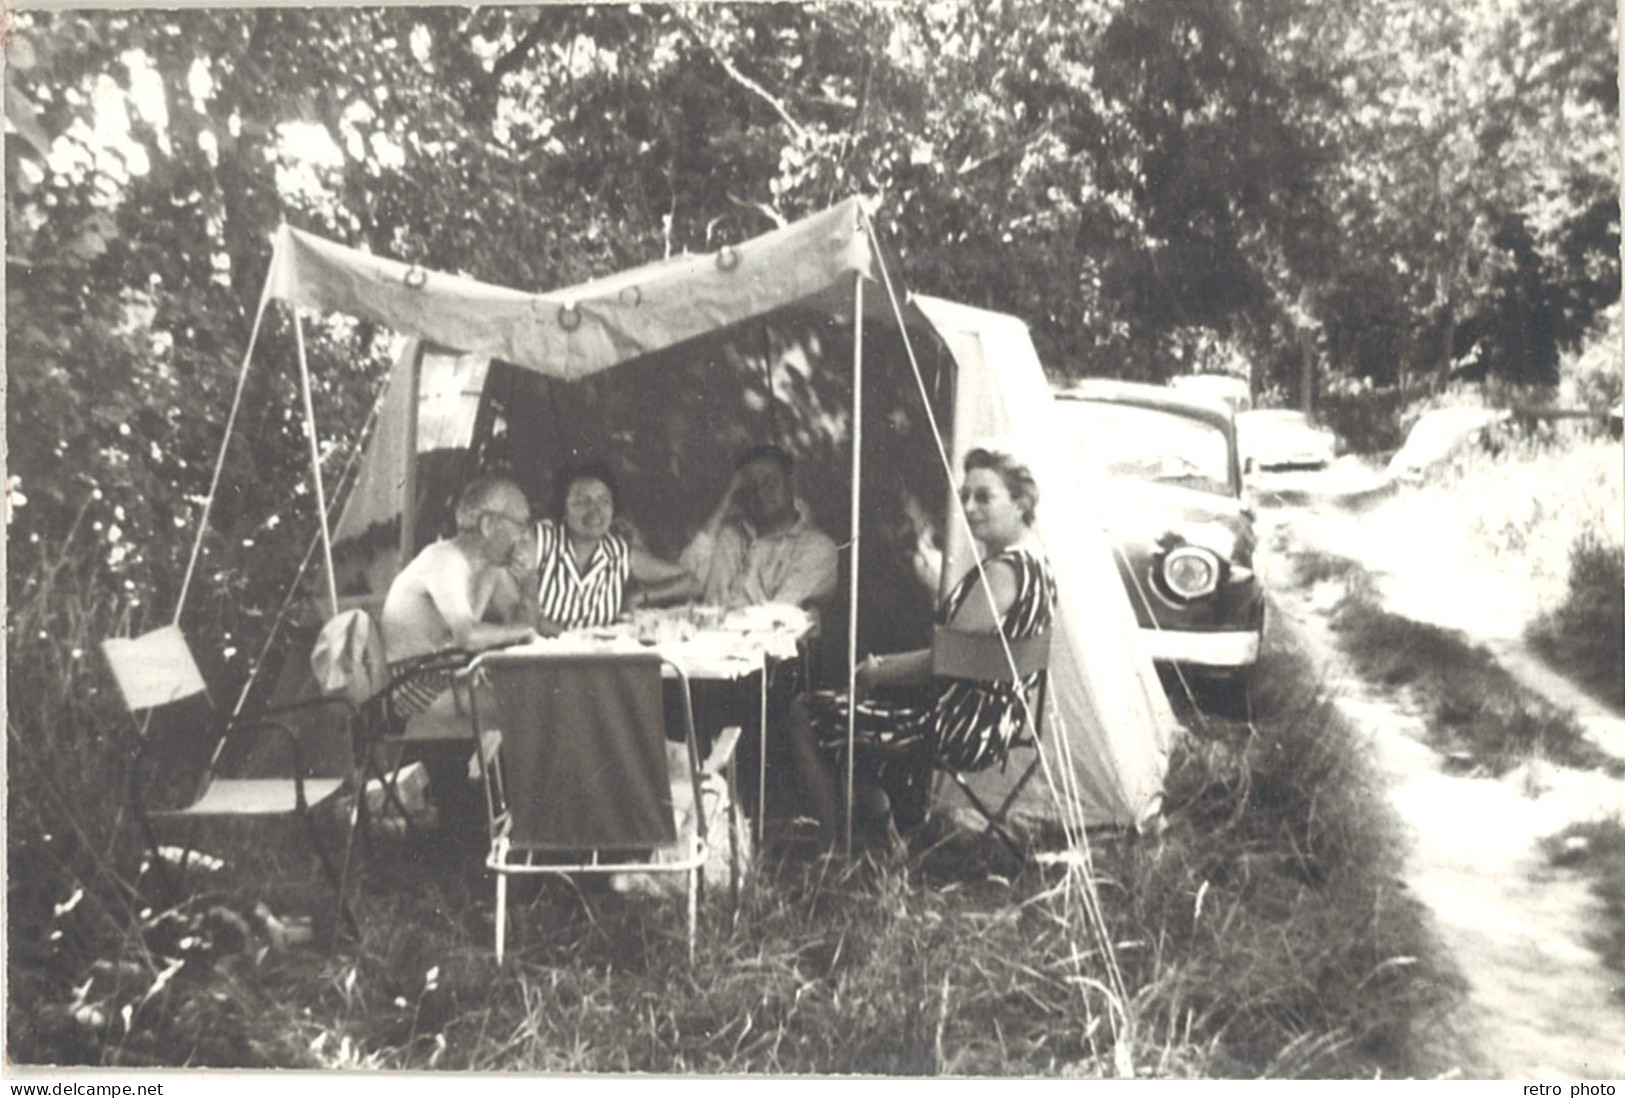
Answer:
[
  {"left": 1529, "top": 529, "right": 1625, "bottom": 705},
  {"left": 6, "top": 540, "right": 156, "bottom": 1066},
  {"left": 1560, "top": 303, "right": 1622, "bottom": 414}
]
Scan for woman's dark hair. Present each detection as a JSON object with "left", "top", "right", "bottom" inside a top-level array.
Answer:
[
  {"left": 963, "top": 445, "right": 1039, "bottom": 525},
  {"left": 553, "top": 460, "right": 620, "bottom": 522}
]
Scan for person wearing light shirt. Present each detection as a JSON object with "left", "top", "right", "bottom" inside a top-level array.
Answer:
[{"left": 680, "top": 444, "right": 838, "bottom": 613}]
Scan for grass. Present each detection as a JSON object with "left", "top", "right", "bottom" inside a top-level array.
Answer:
[
  {"left": 1329, "top": 430, "right": 1623, "bottom": 651},
  {"left": 1113, "top": 627, "right": 1457, "bottom": 1077},
  {"left": 1528, "top": 529, "right": 1625, "bottom": 707},
  {"left": 1293, "top": 548, "right": 1621, "bottom": 778},
  {"left": 8, "top": 554, "right": 1454, "bottom": 1077},
  {"left": 1542, "top": 817, "right": 1625, "bottom": 999}
]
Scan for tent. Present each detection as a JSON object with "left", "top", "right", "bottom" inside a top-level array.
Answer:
[{"left": 190, "top": 197, "right": 1177, "bottom": 830}]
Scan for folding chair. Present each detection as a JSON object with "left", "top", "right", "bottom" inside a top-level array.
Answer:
[
  {"left": 928, "top": 626, "right": 1052, "bottom": 856},
  {"left": 100, "top": 625, "right": 361, "bottom": 937},
  {"left": 463, "top": 649, "right": 739, "bottom": 964},
  {"left": 310, "top": 607, "right": 478, "bottom": 838}
]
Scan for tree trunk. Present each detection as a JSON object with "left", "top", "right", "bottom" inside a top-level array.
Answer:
[
  {"left": 1435, "top": 298, "right": 1456, "bottom": 394},
  {"left": 1298, "top": 326, "right": 1316, "bottom": 418}
]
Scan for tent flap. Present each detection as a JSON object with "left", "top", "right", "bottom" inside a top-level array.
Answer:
[{"left": 269, "top": 198, "right": 874, "bottom": 380}]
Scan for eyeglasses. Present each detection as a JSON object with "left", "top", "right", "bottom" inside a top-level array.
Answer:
[{"left": 958, "top": 487, "right": 1003, "bottom": 507}]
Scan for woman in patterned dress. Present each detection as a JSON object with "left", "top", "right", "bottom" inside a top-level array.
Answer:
[
  {"left": 783, "top": 445, "right": 1057, "bottom": 843},
  {"left": 499, "top": 462, "right": 693, "bottom": 634}
]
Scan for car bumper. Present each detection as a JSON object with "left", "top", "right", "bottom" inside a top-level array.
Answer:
[
  {"left": 1140, "top": 626, "right": 1260, "bottom": 669},
  {"left": 1256, "top": 454, "right": 1331, "bottom": 470}
]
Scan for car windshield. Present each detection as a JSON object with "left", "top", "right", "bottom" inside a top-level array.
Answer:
[{"left": 1060, "top": 400, "right": 1234, "bottom": 496}]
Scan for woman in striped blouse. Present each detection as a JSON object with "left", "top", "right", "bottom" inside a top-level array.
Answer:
[
  {"left": 782, "top": 444, "right": 1057, "bottom": 844},
  {"left": 513, "top": 461, "right": 693, "bottom": 634}
]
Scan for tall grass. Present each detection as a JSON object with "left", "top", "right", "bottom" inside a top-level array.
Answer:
[
  {"left": 1528, "top": 530, "right": 1625, "bottom": 705},
  {"left": 6, "top": 528, "right": 159, "bottom": 1060},
  {"left": 1296, "top": 549, "right": 1620, "bottom": 778},
  {"left": 1112, "top": 627, "right": 1455, "bottom": 1078},
  {"left": 8, "top": 562, "right": 1451, "bottom": 1076},
  {"left": 1543, "top": 817, "right": 1625, "bottom": 997}
]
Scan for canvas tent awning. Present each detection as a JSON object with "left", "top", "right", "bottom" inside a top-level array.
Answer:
[
  {"left": 230, "top": 197, "right": 1179, "bottom": 829},
  {"left": 268, "top": 198, "right": 879, "bottom": 380}
]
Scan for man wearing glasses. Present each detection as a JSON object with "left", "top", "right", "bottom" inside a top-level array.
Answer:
[
  {"left": 379, "top": 476, "right": 542, "bottom": 827},
  {"left": 380, "top": 475, "right": 541, "bottom": 714}
]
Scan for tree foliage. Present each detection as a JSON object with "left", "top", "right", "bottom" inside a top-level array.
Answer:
[{"left": 7, "top": 0, "right": 1617, "bottom": 664}]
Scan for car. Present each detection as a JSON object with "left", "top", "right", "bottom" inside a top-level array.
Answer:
[
  {"left": 1053, "top": 380, "right": 1264, "bottom": 680},
  {"left": 1235, "top": 408, "right": 1338, "bottom": 472},
  {"left": 1386, "top": 406, "right": 1511, "bottom": 484}
]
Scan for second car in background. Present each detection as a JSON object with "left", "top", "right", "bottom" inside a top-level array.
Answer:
[{"left": 1235, "top": 409, "right": 1338, "bottom": 472}]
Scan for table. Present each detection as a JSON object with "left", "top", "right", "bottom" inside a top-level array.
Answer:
[{"left": 509, "top": 605, "right": 814, "bottom": 843}]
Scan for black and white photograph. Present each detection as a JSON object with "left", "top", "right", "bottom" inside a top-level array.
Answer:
[{"left": 5, "top": 0, "right": 1621, "bottom": 1082}]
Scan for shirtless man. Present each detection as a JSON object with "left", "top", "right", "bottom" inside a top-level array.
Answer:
[{"left": 381, "top": 476, "right": 539, "bottom": 716}]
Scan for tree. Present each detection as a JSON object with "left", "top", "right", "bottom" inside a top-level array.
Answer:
[{"left": 1300, "top": 0, "right": 1617, "bottom": 390}]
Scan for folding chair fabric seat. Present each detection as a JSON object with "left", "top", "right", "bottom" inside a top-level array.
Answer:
[
  {"left": 101, "top": 624, "right": 361, "bottom": 936},
  {"left": 486, "top": 652, "right": 677, "bottom": 852}
]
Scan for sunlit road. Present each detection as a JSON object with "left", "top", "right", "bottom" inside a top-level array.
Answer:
[{"left": 1252, "top": 467, "right": 1625, "bottom": 1080}]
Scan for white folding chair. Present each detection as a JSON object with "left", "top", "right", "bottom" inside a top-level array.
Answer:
[
  {"left": 101, "top": 625, "right": 361, "bottom": 937},
  {"left": 463, "top": 649, "right": 741, "bottom": 963}
]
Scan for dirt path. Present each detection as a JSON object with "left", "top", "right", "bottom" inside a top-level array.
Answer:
[
  {"left": 1256, "top": 463, "right": 1625, "bottom": 764},
  {"left": 1260, "top": 501, "right": 1625, "bottom": 1079}
]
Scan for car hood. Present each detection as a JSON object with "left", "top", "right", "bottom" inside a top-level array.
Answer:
[{"left": 1092, "top": 480, "right": 1254, "bottom": 560}]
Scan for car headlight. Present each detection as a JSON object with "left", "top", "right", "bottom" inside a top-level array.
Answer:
[{"left": 1160, "top": 545, "right": 1221, "bottom": 601}]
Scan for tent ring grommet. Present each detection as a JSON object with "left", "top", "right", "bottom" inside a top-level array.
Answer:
[
  {"left": 716, "top": 246, "right": 741, "bottom": 273},
  {"left": 403, "top": 265, "right": 428, "bottom": 290},
  {"left": 619, "top": 285, "right": 641, "bottom": 307},
  {"left": 557, "top": 303, "right": 582, "bottom": 331}
]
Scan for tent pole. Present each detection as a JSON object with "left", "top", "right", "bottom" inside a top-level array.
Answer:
[
  {"left": 173, "top": 229, "right": 283, "bottom": 625},
  {"left": 292, "top": 308, "right": 340, "bottom": 618},
  {"left": 400, "top": 340, "right": 425, "bottom": 570},
  {"left": 844, "top": 270, "right": 864, "bottom": 856}
]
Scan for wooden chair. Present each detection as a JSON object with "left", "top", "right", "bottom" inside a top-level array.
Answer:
[
  {"left": 100, "top": 625, "right": 361, "bottom": 937},
  {"left": 462, "top": 649, "right": 741, "bottom": 964},
  {"left": 928, "top": 626, "right": 1053, "bottom": 855}
]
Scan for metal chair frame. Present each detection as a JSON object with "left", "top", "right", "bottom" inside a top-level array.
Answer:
[
  {"left": 928, "top": 626, "right": 1053, "bottom": 857},
  {"left": 352, "top": 647, "right": 480, "bottom": 834},
  {"left": 102, "top": 626, "right": 362, "bottom": 940},
  {"left": 462, "top": 650, "right": 741, "bottom": 964}
]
